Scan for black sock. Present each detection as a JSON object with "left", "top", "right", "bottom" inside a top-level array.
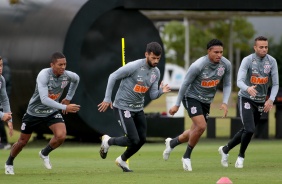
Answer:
[
  {"left": 108, "top": 138, "right": 114, "bottom": 146},
  {"left": 170, "top": 137, "right": 181, "bottom": 149},
  {"left": 223, "top": 145, "right": 230, "bottom": 154},
  {"left": 183, "top": 144, "right": 194, "bottom": 159},
  {"left": 6, "top": 155, "right": 15, "bottom": 165},
  {"left": 41, "top": 145, "right": 54, "bottom": 156}
]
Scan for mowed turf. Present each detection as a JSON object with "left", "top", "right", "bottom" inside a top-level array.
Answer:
[{"left": 0, "top": 139, "right": 281, "bottom": 184}]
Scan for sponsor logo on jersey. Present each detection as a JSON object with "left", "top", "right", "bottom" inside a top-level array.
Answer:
[
  {"left": 34, "top": 109, "right": 54, "bottom": 114},
  {"left": 129, "top": 104, "right": 143, "bottom": 108},
  {"left": 61, "top": 81, "right": 69, "bottom": 88},
  {"left": 133, "top": 84, "right": 149, "bottom": 93},
  {"left": 150, "top": 74, "right": 156, "bottom": 83},
  {"left": 48, "top": 92, "right": 61, "bottom": 100},
  {"left": 191, "top": 106, "right": 197, "bottom": 114},
  {"left": 264, "top": 64, "right": 271, "bottom": 74},
  {"left": 124, "top": 110, "right": 131, "bottom": 118},
  {"left": 250, "top": 76, "right": 268, "bottom": 84},
  {"left": 217, "top": 66, "right": 225, "bottom": 76},
  {"left": 244, "top": 102, "right": 250, "bottom": 109},
  {"left": 201, "top": 79, "right": 220, "bottom": 87}
]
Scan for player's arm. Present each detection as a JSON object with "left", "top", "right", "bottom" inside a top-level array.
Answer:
[
  {"left": 98, "top": 61, "right": 137, "bottom": 112},
  {"left": 64, "top": 71, "right": 80, "bottom": 101}
]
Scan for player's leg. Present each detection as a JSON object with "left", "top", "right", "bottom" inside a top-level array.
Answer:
[
  {"left": 5, "top": 133, "right": 32, "bottom": 175},
  {"left": 39, "top": 112, "right": 66, "bottom": 169}
]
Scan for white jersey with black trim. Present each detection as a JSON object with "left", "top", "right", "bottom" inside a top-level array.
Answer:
[
  {"left": 175, "top": 55, "right": 232, "bottom": 106},
  {"left": 0, "top": 75, "right": 11, "bottom": 120},
  {"left": 104, "top": 58, "right": 163, "bottom": 112},
  {"left": 27, "top": 68, "right": 80, "bottom": 117},
  {"left": 237, "top": 53, "right": 279, "bottom": 103}
]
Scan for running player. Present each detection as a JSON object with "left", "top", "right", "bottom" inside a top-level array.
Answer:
[
  {"left": 5, "top": 52, "right": 81, "bottom": 175},
  {"left": 98, "top": 42, "right": 171, "bottom": 172},
  {"left": 163, "top": 39, "right": 232, "bottom": 171},
  {"left": 218, "top": 36, "right": 279, "bottom": 168}
]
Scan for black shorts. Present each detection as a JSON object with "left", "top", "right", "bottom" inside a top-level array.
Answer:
[
  {"left": 21, "top": 111, "right": 64, "bottom": 134},
  {"left": 238, "top": 96, "right": 264, "bottom": 132},
  {"left": 182, "top": 97, "right": 210, "bottom": 122}
]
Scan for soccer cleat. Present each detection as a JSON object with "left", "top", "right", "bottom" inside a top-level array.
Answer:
[
  {"left": 115, "top": 156, "right": 133, "bottom": 172},
  {"left": 0, "top": 143, "right": 11, "bottom": 150},
  {"left": 39, "top": 151, "right": 52, "bottom": 169},
  {"left": 163, "top": 138, "right": 173, "bottom": 161},
  {"left": 235, "top": 156, "right": 244, "bottom": 168},
  {"left": 5, "top": 164, "right": 15, "bottom": 175},
  {"left": 181, "top": 158, "right": 192, "bottom": 171},
  {"left": 218, "top": 146, "right": 229, "bottom": 167},
  {"left": 99, "top": 135, "right": 111, "bottom": 159}
]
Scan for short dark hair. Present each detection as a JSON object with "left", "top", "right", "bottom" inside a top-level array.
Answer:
[
  {"left": 146, "top": 42, "right": 162, "bottom": 56},
  {"left": 51, "top": 52, "right": 66, "bottom": 63},
  {"left": 207, "top": 39, "right": 223, "bottom": 50},
  {"left": 0, "top": 56, "right": 2, "bottom": 61},
  {"left": 255, "top": 36, "right": 268, "bottom": 42}
]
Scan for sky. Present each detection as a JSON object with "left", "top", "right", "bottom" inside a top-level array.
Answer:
[{"left": 247, "top": 16, "right": 282, "bottom": 43}]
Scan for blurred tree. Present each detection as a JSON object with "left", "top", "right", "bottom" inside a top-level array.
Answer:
[
  {"left": 268, "top": 38, "right": 282, "bottom": 87},
  {"left": 160, "top": 17, "right": 255, "bottom": 67}
]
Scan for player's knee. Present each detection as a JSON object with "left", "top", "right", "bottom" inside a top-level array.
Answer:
[{"left": 130, "top": 137, "right": 140, "bottom": 145}]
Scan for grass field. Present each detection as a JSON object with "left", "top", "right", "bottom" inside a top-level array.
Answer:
[
  {"left": 0, "top": 140, "right": 281, "bottom": 184},
  {"left": 1, "top": 91, "right": 281, "bottom": 183}
]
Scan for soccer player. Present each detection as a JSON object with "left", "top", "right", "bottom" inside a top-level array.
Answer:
[
  {"left": 218, "top": 36, "right": 279, "bottom": 168},
  {"left": 163, "top": 39, "right": 232, "bottom": 171},
  {"left": 98, "top": 42, "right": 171, "bottom": 172},
  {"left": 5, "top": 52, "right": 81, "bottom": 175},
  {"left": 0, "top": 56, "right": 13, "bottom": 146}
]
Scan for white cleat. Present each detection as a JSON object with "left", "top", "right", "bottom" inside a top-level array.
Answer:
[
  {"left": 218, "top": 146, "right": 229, "bottom": 167},
  {"left": 39, "top": 151, "right": 52, "bottom": 169},
  {"left": 163, "top": 138, "right": 173, "bottom": 161},
  {"left": 115, "top": 156, "right": 133, "bottom": 172},
  {"left": 235, "top": 156, "right": 244, "bottom": 168},
  {"left": 5, "top": 164, "right": 15, "bottom": 175},
  {"left": 99, "top": 135, "right": 111, "bottom": 159},
  {"left": 181, "top": 158, "right": 192, "bottom": 171}
]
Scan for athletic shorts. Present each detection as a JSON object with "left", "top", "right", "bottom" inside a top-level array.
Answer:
[
  {"left": 182, "top": 97, "right": 210, "bottom": 122},
  {"left": 21, "top": 111, "right": 64, "bottom": 134},
  {"left": 238, "top": 96, "right": 264, "bottom": 132}
]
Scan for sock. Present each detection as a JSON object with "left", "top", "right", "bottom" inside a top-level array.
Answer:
[
  {"left": 170, "top": 137, "right": 181, "bottom": 149},
  {"left": 41, "top": 145, "right": 54, "bottom": 156},
  {"left": 6, "top": 155, "right": 15, "bottom": 165},
  {"left": 223, "top": 145, "right": 230, "bottom": 154},
  {"left": 183, "top": 144, "right": 194, "bottom": 159},
  {"left": 108, "top": 138, "right": 114, "bottom": 146}
]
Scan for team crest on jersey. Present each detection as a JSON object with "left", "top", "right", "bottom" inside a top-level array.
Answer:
[
  {"left": 252, "top": 59, "right": 257, "bottom": 64},
  {"left": 190, "top": 106, "right": 197, "bottom": 114},
  {"left": 217, "top": 66, "right": 225, "bottom": 76},
  {"left": 150, "top": 74, "right": 156, "bottom": 83},
  {"left": 264, "top": 64, "right": 271, "bottom": 74},
  {"left": 124, "top": 110, "right": 131, "bottom": 118},
  {"left": 244, "top": 102, "right": 250, "bottom": 109},
  {"left": 61, "top": 81, "right": 69, "bottom": 88}
]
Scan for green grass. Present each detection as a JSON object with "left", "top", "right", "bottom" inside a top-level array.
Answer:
[{"left": 0, "top": 140, "right": 281, "bottom": 184}]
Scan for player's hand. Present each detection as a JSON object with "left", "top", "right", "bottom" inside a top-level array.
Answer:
[
  {"left": 169, "top": 105, "right": 179, "bottom": 116},
  {"left": 7, "top": 121, "right": 13, "bottom": 137},
  {"left": 160, "top": 81, "right": 171, "bottom": 93},
  {"left": 98, "top": 101, "right": 112, "bottom": 112},
  {"left": 219, "top": 103, "right": 228, "bottom": 118},
  {"left": 247, "top": 85, "right": 257, "bottom": 97},
  {"left": 64, "top": 104, "right": 80, "bottom": 114},
  {"left": 61, "top": 98, "right": 71, "bottom": 114},
  {"left": 263, "top": 99, "right": 273, "bottom": 113},
  {"left": 1, "top": 112, "right": 12, "bottom": 122}
]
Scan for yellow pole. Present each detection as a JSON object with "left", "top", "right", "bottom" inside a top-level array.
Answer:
[
  {"left": 121, "top": 37, "right": 129, "bottom": 166},
  {"left": 122, "top": 38, "right": 125, "bottom": 66}
]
